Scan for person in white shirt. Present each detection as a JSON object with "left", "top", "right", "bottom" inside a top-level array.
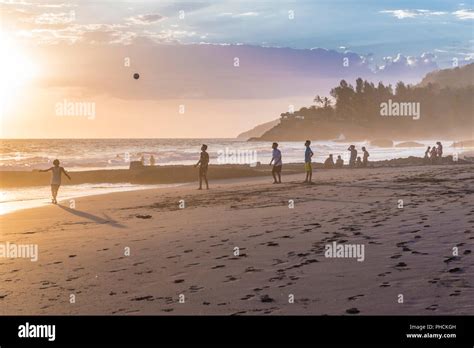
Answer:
[
  {"left": 269, "top": 142, "right": 282, "bottom": 184},
  {"left": 39, "top": 159, "right": 71, "bottom": 204}
]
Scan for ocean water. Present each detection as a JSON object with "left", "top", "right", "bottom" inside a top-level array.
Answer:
[
  {"left": 0, "top": 138, "right": 467, "bottom": 215},
  {"left": 0, "top": 138, "right": 462, "bottom": 171},
  {"left": 0, "top": 183, "right": 181, "bottom": 215}
]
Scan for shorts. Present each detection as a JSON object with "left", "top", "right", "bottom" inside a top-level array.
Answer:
[
  {"left": 272, "top": 165, "right": 282, "bottom": 174},
  {"left": 199, "top": 165, "right": 208, "bottom": 176},
  {"left": 304, "top": 162, "right": 312, "bottom": 172}
]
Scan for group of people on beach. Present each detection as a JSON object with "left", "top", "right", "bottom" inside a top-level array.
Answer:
[
  {"left": 424, "top": 142, "right": 443, "bottom": 164},
  {"left": 38, "top": 140, "right": 446, "bottom": 203},
  {"left": 140, "top": 155, "right": 156, "bottom": 166},
  {"left": 269, "top": 141, "right": 370, "bottom": 184}
]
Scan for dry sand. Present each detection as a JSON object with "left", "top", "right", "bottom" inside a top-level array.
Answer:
[{"left": 0, "top": 164, "right": 473, "bottom": 315}]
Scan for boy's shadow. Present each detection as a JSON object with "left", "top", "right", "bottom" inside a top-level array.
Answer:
[{"left": 58, "top": 205, "right": 126, "bottom": 229}]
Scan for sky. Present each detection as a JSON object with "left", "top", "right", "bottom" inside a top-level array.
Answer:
[{"left": 0, "top": 0, "right": 473, "bottom": 138}]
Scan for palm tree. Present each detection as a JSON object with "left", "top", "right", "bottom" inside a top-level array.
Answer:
[{"left": 313, "top": 95, "right": 323, "bottom": 107}]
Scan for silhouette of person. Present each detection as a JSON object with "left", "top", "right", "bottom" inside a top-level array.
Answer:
[
  {"left": 362, "top": 146, "right": 370, "bottom": 167},
  {"left": 347, "top": 145, "right": 357, "bottom": 168},
  {"left": 39, "top": 159, "right": 71, "bottom": 204},
  {"left": 304, "top": 140, "right": 313, "bottom": 183},
  {"left": 436, "top": 142, "right": 443, "bottom": 159},
  {"left": 324, "top": 154, "right": 335, "bottom": 169},
  {"left": 195, "top": 144, "right": 209, "bottom": 190}
]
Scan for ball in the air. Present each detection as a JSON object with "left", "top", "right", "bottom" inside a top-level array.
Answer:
[{"left": 133, "top": 73, "right": 140, "bottom": 80}]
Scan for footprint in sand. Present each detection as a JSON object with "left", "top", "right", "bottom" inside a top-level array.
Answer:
[
  {"left": 189, "top": 285, "right": 204, "bottom": 292},
  {"left": 444, "top": 256, "right": 460, "bottom": 264},
  {"left": 348, "top": 294, "right": 365, "bottom": 301},
  {"left": 131, "top": 295, "right": 154, "bottom": 301},
  {"left": 241, "top": 294, "right": 255, "bottom": 300},
  {"left": 136, "top": 214, "right": 152, "bottom": 219},
  {"left": 448, "top": 267, "right": 463, "bottom": 273},
  {"left": 394, "top": 262, "right": 409, "bottom": 270},
  {"left": 260, "top": 295, "right": 275, "bottom": 303},
  {"left": 346, "top": 308, "right": 360, "bottom": 314},
  {"left": 223, "top": 275, "right": 238, "bottom": 283},
  {"left": 425, "top": 304, "right": 438, "bottom": 311}
]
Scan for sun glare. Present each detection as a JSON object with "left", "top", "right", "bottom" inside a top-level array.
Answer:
[{"left": 0, "top": 31, "right": 39, "bottom": 113}]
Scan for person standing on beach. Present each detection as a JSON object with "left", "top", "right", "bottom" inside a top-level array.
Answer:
[
  {"left": 150, "top": 155, "right": 156, "bottom": 166},
  {"left": 39, "top": 159, "right": 71, "bottom": 204},
  {"left": 269, "top": 142, "right": 282, "bottom": 184},
  {"left": 195, "top": 144, "right": 209, "bottom": 190},
  {"left": 436, "top": 142, "right": 443, "bottom": 162},
  {"left": 362, "top": 146, "right": 370, "bottom": 167},
  {"left": 304, "top": 140, "right": 314, "bottom": 183},
  {"left": 430, "top": 145, "right": 438, "bottom": 164},
  {"left": 424, "top": 146, "right": 431, "bottom": 164},
  {"left": 347, "top": 145, "right": 357, "bottom": 168}
]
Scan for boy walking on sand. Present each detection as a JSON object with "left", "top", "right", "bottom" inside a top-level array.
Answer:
[
  {"left": 269, "top": 142, "right": 282, "bottom": 184},
  {"left": 195, "top": 144, "right": 209, "bottom": 190},
  {"left": 304, "top": 140, "right": 314, "bottom": 183},
  {"left": 39, "top": 159, "right": 71, "bottom": 204},
  {"left": 362, "top": 146, "right": 370, "bottom": 167}
]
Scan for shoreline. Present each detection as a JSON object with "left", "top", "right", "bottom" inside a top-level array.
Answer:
[
  {"left": 1, "top": 161, "right": 472, "bottom": 216},
  {"left": 0, "top": 155, "right": 469, "bottom": 188},
  {"left": 1, "top": 159, "right": 471, "bottom": 215}
]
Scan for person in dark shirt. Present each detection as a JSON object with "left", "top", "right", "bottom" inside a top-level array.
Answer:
[
  {"left": 362, "top": 147, "right": 370, "bottom": 167},
  {"left": 195, "top": 144, "right": 209, "bottom": 190},
  {"left": 430, "top": 145, "right": 437, "bottom": 164},
  {"left": 303, "top": 140, "right": 314, "bottom": 183},
  {"left": 436, "top": 142, "right": 443, "bottom": 157},
  {"left": 347, "top": 145, "right": 357, "bottom": 168},
  {"left": 335, "top": 155, "right": 344, "bottom": 168}
]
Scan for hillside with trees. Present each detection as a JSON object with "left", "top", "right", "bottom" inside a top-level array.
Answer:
[{"left": 250, "top": 63, "right": 473, "bottom": 141}]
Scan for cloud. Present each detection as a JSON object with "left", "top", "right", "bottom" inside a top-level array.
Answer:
[
  {"left": 380, "top": 9, "right": 446, "bottom": 19},
  {"left": 126, "top": 13, "right": 165, "bottom": 25},
  {"left": 34, "top": 11, "right": 75, "bottom": 25},
  {"left": 378, "top": 52, "right": 438, "bottom": 77},
  {"left": 453, "top": 9, "right": 474, "bottom": 20},
  {"left": 218, "top": 12, "right": 259, "bottom": 18}
]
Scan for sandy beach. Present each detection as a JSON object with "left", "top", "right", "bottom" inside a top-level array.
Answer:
[{"left": 0, "top": 163, "right": 473, "bottom": 315}]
